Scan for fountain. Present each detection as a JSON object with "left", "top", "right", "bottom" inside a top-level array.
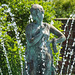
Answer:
[
  {"left": 59, "top": 14, "right": 75, "bottom": 75},
  {"left": 68, "top": 38, "right": 75, "bottom": 75},
  {"left": 1, "top": 34, "right": 12, "bottom": 75},
  {"left": 0, "top": 4, "right": 24, "bottom": 75},
  {"left": 0, "top": 4, "right": 12, "bottom": 75}
]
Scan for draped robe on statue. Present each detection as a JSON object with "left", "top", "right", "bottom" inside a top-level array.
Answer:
[{"left": 25, "top": 22, "right": 55, "bottom": 75}]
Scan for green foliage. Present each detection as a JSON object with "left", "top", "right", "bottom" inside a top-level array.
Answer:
[
  {"left": 52, "top": 0, "right": 75, "bottom": 18},
  {"left": 0, "top": 0, "right": 64, "bottom": 74}
]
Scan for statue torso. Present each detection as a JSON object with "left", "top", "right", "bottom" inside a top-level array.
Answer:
[{"left": 25, "top": 22, "right": 52, "bottom": 61}]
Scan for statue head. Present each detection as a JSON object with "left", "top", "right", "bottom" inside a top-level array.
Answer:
[{"left": 30, "top": 4, "right": 44, "bottom": 23}]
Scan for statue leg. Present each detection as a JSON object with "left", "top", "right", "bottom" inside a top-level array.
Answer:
[
  {"left": 51, "top": 56, "right": 56, "bottom": 75},
  {"left": 44, "top": 61, "right": 51, "bottom": 75},
  {"left": 23, "top": 60, "right": 35, "bottom": 75},
  {"left": 44, "top": 52, "right": 51, "bottom": 75},
  {"left": 51, "top": 65, "right": 56, "bottom": 75},
  {"left": 44, "top": 62, "right": 55, "bottom": 75}
]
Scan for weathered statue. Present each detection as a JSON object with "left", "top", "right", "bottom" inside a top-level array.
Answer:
[{"left": 24, "top": 4, "right": 66, "bottom": 75}]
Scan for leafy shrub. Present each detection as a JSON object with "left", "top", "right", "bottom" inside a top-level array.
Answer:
[{"left": 52, "top": 0, "right": 75, "bottom": 18}]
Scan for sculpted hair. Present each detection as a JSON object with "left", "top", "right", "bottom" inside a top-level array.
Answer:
[{"left": 30, "top": 4, "right": 44, "bottom": 14}]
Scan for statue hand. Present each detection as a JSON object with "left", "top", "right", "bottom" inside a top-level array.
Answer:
[
  {"left": 29, "top": 37, "right": 34, "bottom": 43},
  {"left": 52, "top": 38, "right": 58, "bottom": 53}
]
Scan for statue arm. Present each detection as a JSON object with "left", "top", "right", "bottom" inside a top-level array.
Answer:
[
  {"left": 50, "top": 25, "right": 66, "bottom": 44},
  {"left": 26, "top": 30, "right": 43, "bottom": 46}
]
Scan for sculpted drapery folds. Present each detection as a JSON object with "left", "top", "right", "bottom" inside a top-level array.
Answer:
[{"left": 24, "top": 4, "right": 66, "bottom": 75}]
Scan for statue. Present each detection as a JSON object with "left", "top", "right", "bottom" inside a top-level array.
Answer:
[{"left": 24, "top": 4, "right": 66, "bottom": 75}]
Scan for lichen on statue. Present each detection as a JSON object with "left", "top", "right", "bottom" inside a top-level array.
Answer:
[{"left": 24, "top": 4, "right": 66, "bottom": 75}]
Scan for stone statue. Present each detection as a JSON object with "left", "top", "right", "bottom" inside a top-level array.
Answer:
[{"left": 24, "top": 4, "right": 66, "bottom": 75}]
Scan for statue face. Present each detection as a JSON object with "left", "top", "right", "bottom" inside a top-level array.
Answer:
[{"left": 31, "top": 9, "right": 44, "bottom": 22}]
